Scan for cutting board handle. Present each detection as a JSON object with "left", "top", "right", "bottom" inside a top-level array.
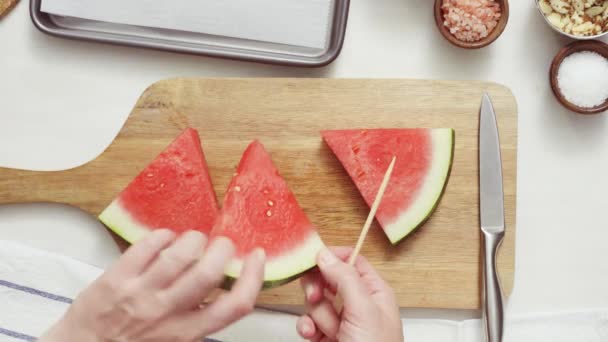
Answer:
[
  {"left": 0, "top": 87, "right": 184, "bottom": 218},
  {"left": 0, "top": 163, "right": 100, "bottom": 215}
]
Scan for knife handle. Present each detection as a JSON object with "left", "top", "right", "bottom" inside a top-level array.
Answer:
[{"left": 481, "top": 231, "right": 505, "bottom": 342}]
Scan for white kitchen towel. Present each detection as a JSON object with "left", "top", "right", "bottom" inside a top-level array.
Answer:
[
  {"left": 1, "top": 239, "right": 607, "bottom": 342},
  {"left": 0, "top": 240, "right": 224, "bottom": 342},
  {"left": 0, "top": 240, "right": 101, "bottom": 341},
  {"left": 39, "top": 0, "right": 333, "bottom": 49}
]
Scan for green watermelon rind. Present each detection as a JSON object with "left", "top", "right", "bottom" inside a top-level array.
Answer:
[
  {"left": 100, "top": 201, "right": 325, "bottom": 290},
  {"left": 222, "top": 233, "right": 325, "bottom": 289},
  {"left": 99, "top": 199, "right": 150, "bottom": 244},
  {"left": 222, "top": 269, "right": 314, "bottom": 290},
  {"left": 383, "top": 128, "right": 455, "bottom": 245}
]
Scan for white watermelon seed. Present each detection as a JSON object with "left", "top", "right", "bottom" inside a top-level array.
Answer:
[
  {"left": 263, "top": 190, "right": 269, "bottom": 194},
  {"left": 267, "top": 200, "right": 274, "bottom": 207},
  {"left": 234, "top": 186, "right": 241, "bottom": 192},
  {"left": 146, "top": 173, "right": 154, "bottom": 177},
  {"left": 266, "top": 210, "right": 272, "bottom": 217}
]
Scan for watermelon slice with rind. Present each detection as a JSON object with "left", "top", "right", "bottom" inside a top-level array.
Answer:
[
  {"left": 322, "top": 128, "right": 454, "bottom": 244},
  {"left": 211, "top": 140, "right": 325, "bottom": 288},
  {"left": 99, "top": 128, "right": 219, "bottom": 243}
]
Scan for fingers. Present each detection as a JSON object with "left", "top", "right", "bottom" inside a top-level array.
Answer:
[
  {"left": 297, "top": 315, "right": 324, "bottom": 341},
  {"left": 161, "top": 237, "right": 235, "bottom": 311},
  {"left": 325, "top": 246, "right": 354, "bottom": 261},
  {"left": 300, "top": 271, "right": 324, "bottom": 304},
  {"left": 150, "top": 249, "right": 265, "bottom": 340},
  {"left": 327, "top": 247, "right": 379, "bottom": 276},
  {"left": 333, "top": 247, "right": 381, "bottom": 278},
  {"left": 327, "top": 247, "right": 398, "bottom": 320},
  {"left": 105, "top": 229, "right": 176, "bottom": 280},
  {"left": 316, "top": 247, "right": 372, "bottom": 314},
  {"left": 306, "top": 299, "right": 340, "bottom": 339},
  {"left": 328, "top": 247, "right": 392, "bottom": 294},
  {"left": 300, "top": 272, "right": 340, "bottom": 340},
  {"left": 189, "top": 248, "right": 265, "bottom": 335},
  {"left": 297, "top": 315, "right": 315, "bottom": 339},
  {"left": 299, "top": 269, "right": 339, "bottom": 341},
  {"left": 139, "top": 231, "right": 206, "bottom": 288}
]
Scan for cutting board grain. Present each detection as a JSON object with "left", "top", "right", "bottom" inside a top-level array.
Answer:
[{"left": 0, "top": 78, "right": 517, "bottom": 309}]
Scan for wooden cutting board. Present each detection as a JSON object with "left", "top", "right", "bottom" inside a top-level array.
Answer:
[{"left": 0, "top": 78, "right": 517, "bottom": 309}]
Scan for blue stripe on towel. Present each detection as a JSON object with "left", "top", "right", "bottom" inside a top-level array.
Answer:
[
  {"left": 0, "top": 327, "right": 36, "bottom": 341},
  {"left": 0, "top": 279, "right": 223, "bottom": 342},
  {"left": 0, "top": 280, "right": 73, "bottom": 304}
]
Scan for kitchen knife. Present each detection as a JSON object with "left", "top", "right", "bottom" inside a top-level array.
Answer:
[{"left": 479, "top": 93, "right": 505, "bottom": 342}]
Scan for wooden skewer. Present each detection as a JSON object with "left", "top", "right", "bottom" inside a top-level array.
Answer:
[
  {"left": 332, "top": 156, "right": 396, "bottom": 313},
  {"left": 348, "top": 156, "right": 396, "bottom": 266}
]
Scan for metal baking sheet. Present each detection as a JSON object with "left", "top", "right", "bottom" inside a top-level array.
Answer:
[{"left": 30, "top": 0, "right": 349, "bottom": 67}]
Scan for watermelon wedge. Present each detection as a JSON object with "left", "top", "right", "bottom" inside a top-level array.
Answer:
[
  {"left": 99, "top": 128, "right": 219, "bottom": 243},
  {"left": 322, "top": 128, "right": 454, "bottom": 244},
  {"left": 211, "top": 141, "right": 325, "bottom": 288}
]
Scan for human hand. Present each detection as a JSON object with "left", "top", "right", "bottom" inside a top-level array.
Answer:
[
  {"left": 39, "top": 229, "right": 265, "bottom": 342},
  {"left": 296, "top": 247, "right": 403, "bottom": 342}
]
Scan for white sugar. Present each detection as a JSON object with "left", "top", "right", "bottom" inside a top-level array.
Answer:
[{"left": 557, "top": 51, "right": 608, "bottom": 109}]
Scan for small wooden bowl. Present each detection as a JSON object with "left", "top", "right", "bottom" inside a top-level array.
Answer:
[
  {"left": 434, "top": 0, "right": 509, "bottom": 49},
  {"left": 550, "top": 40, "right": 608, "bottom": 115}
]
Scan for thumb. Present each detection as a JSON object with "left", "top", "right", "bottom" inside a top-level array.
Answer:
[{"left": 317, "top": 248, "right": 372, "bottom": 312}]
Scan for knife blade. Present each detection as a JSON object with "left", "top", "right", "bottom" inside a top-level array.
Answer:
[{"left": 479, "top": 93, "right": 505, "bottom": 342}]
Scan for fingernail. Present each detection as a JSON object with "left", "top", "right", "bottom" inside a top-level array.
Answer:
[
  {"left": 215, "top": 236, "right": 235, "bottom": 250},
  {"left": 318, "top": 248, "right": 337, "bottom": 267},
  {"left": 254, "top": 248, "right": 266, "bottom": 262},
  {"left": 304, "top": 283, "right": 314, "bottom": 301},
  {"left": 184, "top": 230, "right": 204, "bottom": 242},
  {"left": 147, "top": 229, "right": 175, "bottom": 247},
  {"left": 301, "top": 321, "right": 312, "bottom": 336},
  {"left": 154, "top": 228, "right": 176, "bottom": 240}
]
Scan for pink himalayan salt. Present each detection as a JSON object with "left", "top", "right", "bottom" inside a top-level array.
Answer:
[{"left": 442, "top": 0, "right": 502, "bottom": 42}]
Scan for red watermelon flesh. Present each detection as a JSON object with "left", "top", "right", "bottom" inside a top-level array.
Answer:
[
  {"left": 99, "top": 128, "right": 219, "bottom": 243},
  {"left": 211, "top": 140, "right": 324, "bottom": 287},
  {"left": 322, "top": 128, "right": 454, "bottom": 244}
]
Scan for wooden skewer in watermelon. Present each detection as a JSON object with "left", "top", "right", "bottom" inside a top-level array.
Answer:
[
  {"left": 211, "top": 140, "right": 325, "bottom": 289},
  {"left": 349, "top": 156, "right": 396, "bottom": 265},
  {"left": 333, "top": 156, "right": 396, "bottom": 313},
  {"left": 322, "top": 128, "right": 454, "bottom": 244}
]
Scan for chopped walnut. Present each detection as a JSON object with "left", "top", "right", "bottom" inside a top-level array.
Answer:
[{"left": 539, "top": 0, "right": 608, "bottom": 36}]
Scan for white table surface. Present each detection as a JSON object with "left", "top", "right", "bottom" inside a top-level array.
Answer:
[{"left": 1, "top": 0, "right": 608, "bottom": 330}]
